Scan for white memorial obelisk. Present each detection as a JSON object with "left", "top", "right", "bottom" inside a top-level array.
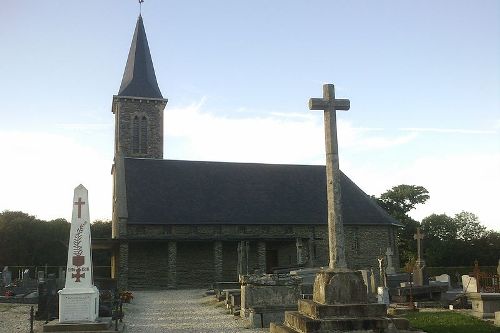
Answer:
[{"left": 59, "top": 184, "right": 99, "bottom": 322}]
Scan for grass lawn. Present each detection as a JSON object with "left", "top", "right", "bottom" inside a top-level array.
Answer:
[{"left": 404, "top": 311, "right": 500, "bottom": 333}]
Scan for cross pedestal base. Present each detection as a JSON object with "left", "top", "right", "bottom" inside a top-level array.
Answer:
[
  {"left": 270, "top": 269, "right": 409, "bottom": 332},
  {"left": 313, "top": 269, "right": 368, "bottom": 305},
  {"left": 58, "top": 287, "right": 99, "bottom": 323}
]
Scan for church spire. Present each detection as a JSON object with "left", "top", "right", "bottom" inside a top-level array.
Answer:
[{"left": 118, "top": 15, "right": 163, "bottom": 99}]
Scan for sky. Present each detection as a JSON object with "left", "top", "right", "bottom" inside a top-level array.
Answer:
[{"left": 0, "top": 1, "right": 499, "bottom": 231}]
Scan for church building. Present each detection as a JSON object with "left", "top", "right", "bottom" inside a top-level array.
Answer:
[{"left": 110, "top": 15, "right": 402, "bottom": 290}]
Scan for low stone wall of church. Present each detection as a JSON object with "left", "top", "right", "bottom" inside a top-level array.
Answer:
[{"left": 123, "top": 224, "right": 399, "bottom": 289}]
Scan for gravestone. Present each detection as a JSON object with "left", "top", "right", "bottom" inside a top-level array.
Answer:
[
  {"left": 58, "top": 185, "right": 99, "bottom": 323},
  {"left": 240, "top": 273, "right": 301, "bottom": 328},
  {"left": 36, "top": 274, "right": 58, "bottom": 321},
  {"left": 377, "top": 255, "right": 390, "bottom": 305},
  {"left": 385, "top": 247, "right": 396, "bottom": 275},
  {"left": 462, "top": 275, "right": 478, "bottom": 293},
  {"left": 2, "top": 266, "right": 12, "bottom": 286},
  {"left": 413, "top": 228, "right": 426, "bottom": 286},
  {"left": 431, "top": 274, "right": 451, "bottom": 288}
]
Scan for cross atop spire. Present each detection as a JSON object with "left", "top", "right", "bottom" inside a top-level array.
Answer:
[
  {"left": 118, "top": 14, "right": 163, "bottom": 99},
  {"left": 139, "top": 0, "right": 144, "bottom": 15}
]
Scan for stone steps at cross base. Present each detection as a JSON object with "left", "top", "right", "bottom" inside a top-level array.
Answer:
[
  {"left": 283, "top": 311, "right": 390, "bottom": 333},
  {"left": 298, "top": 299, "right": 387, "bottom": 319},
  {"left": 269, "top": 322, "right": 297, "bottom": 333}
]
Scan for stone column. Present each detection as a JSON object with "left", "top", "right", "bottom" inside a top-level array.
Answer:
[
  {"left": 214, "top": 241, "right": 223, "bottom": 282},
  {"left": 296, "top": 238, "right": 305, "bottom": 266},
  {"left": 167, "top": 241, "right": 177, "bottom": 289},
  {"left": 257, "top": 241, "right": 266, "bottom": 273},
  {"left": 118, "top": 242, "right": 129, "bottom": 290},
  {"left": 307, "top": 236, "right": 315, "bottom": 267}
]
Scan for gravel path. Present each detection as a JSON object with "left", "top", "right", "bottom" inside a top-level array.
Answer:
[
  {"left": 124, "top": 290, "right": 265, "bottom": 333},
  {"left": 0, "top": 303, "right": 42, "bottom": 333}
]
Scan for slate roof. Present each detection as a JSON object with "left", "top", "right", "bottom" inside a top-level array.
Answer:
[
  {"left": 123, "top": 158, "right": 401, "bottom": 226},
  {"left": 118, "top": 15, "right": 163, "bottom": 99}
]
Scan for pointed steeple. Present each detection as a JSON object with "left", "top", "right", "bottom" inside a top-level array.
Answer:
[{"left": 118, "top": 15, "right": 163, "bottom": 99}]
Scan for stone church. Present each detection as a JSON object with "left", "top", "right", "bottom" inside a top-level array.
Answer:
[{"left": 110, "top": 16, "right": 402, "bottom": 290}]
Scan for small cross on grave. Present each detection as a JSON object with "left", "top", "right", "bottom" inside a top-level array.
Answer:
[
  {"left": 73, "top": 197, "right": 86, "bottom": 219},
  {"left": 385, "top": 247, "right": 396, "bottom": 274},
  {"left": 414, "top": 228, "right": 425, "bottom": 262},
  {"left": 309, "top": 84, "right": 350, "bottom": 270}
]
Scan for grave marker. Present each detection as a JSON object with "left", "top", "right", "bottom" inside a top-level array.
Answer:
[
  {"left": 413, "top": 228, "right": 426, "bottom": 286},
  {"left": 385, "top": 247, "right": 396, "bottom": 275}
]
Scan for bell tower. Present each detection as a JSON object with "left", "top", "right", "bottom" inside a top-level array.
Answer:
[{"left": 112, "top": 15, "right": 167, "bottom": 159}]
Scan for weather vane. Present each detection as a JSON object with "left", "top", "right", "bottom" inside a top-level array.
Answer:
[{"left": 139, "top": 0, "right": 144, "bottom": 15}]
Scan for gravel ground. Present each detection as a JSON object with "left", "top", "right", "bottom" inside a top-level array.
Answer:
[
  {"left": 124, "top": 289, "right": 265, "bottom": 333},
  {"left": 0, "top": 303, "right": 42, "bottom": 333},
  {"left": 0, "top": 290, "right": 266, "bottom": 333}
]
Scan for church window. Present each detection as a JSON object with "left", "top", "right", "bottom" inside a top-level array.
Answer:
[
  {"left": 132, "top": 115, "right": 140, "bottom": 154},
  {"left": 352, "top": 227, "right": 360, "bottom": 254},
  {"left": 131, "top": 114, "right": 148, "bottom": 155},
  {"left": 140, "top": 116, "right": 148, "bottom": 154}
]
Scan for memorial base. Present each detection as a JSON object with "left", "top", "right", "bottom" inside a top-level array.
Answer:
[
  {"left": 43, "top": 317, "right": 125, "bottom": 332},
  {"left": 58, "top": 287, "right": 99, "bottom": 323}
]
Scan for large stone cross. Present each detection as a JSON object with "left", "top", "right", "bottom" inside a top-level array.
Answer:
[
  {"left": 414, "top": 227, "right": 425, "bottom": 262},
  {"left": 309, "top": 83, "right": 350, "bottom": 270}
]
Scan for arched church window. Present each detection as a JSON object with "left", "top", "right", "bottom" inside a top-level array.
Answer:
[
  {"left": 132, "top": 115, "right": 140, "bottom": 154},
  {"left": 140, "top": 116, "right": 148, "bottom": 154}
]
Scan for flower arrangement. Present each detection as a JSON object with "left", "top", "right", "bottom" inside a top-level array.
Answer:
[{"left": 119, "top": 291, "right": 134, "bottom": 303}]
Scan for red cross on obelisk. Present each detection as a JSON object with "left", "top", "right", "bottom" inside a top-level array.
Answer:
[
  {"left": 74, "top": 197, "right": 86, "bottom": 218},
  {"left": 72, "top": 267, "right": 85, "bottom": 282}
]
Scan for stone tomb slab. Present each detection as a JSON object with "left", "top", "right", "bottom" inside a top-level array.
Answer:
[{"left": 468, "top": 292, "right": 500, "bottom": 319}]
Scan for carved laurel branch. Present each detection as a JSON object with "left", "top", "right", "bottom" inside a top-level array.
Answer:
[{"left": 72, "top": 221, "right": 87, "bottom": 256}]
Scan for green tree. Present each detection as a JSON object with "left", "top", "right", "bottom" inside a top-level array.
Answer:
[
  {"left": 374, "top": 185, "right": 430, "bottom": 265},
  {"left": 91, "top": 220, "right": 112, "bottom": 238},
  {"left": 377, "top": 185, "right": 430, "bottom": 220},
  {"left": 454, "top": 211, "right": 486, "bottom": 241},
  {"left": 421, "top": 214, "right": 458, "bottom": 241},
  {"left": 0, "top": 211, "right": 40, "bottom": 265}
]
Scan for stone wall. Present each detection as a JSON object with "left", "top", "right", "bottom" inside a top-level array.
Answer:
[
  {"left": 122, "top": 224, "right": 399, "bottom": 289},
  {"left": 128, "top": 241, "right": 169, "bottom": 289}
]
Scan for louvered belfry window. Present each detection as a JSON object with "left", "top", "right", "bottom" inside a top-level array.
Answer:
[
  {"left": 140, "top": 116, "right": 148, "bottom": 154},
  {"left": 132, "top": 115, "right": 148, "bottom": 155},
  {"left": 132, "top": 115, "right": 140, "bottom": 154}
]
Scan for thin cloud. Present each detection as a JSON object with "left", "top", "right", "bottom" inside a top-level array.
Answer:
[
  {"left": 56, "top": 123, "right": 112, "bottom": 131},
  {"left": 400, "top": 127, "right": 496, "bottom": 134}
]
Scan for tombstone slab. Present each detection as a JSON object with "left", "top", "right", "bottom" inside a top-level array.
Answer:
[
  {"left": 468, "top": 292, "right": 500, "bottom": 319},
  {"left": 58, "top": 185, "right": 99, "bottom": 323}
]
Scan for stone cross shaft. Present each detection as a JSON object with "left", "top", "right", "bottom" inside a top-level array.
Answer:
[
  {"left": 309, "top": 83, "right": 350, "bottom": 270},
  {"left": 414, "top": 227, "right": 425, "bottom": 261}
]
